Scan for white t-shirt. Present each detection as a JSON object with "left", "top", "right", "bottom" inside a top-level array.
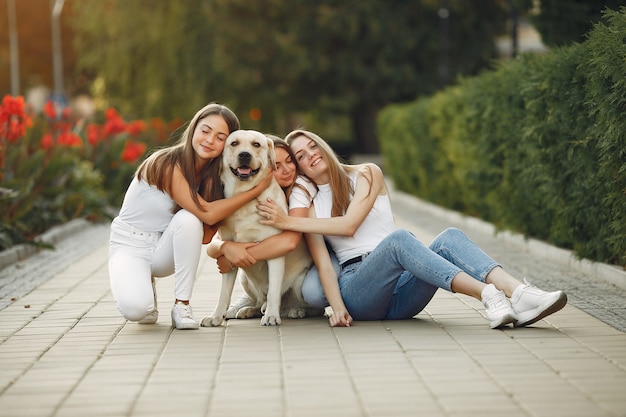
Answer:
[
  {"left": 117, "top": 177, "right": 177, "bottom": 232},
  {"left": 289, "top": 175, "right": 318, "bottom": 210},
  {"left": 312, "top": 171, "right": 395, "bottom": 264}
]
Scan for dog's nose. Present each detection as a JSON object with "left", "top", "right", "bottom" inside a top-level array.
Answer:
[{"left": 238, "top": 152, "right": 252, "bottom": 165}]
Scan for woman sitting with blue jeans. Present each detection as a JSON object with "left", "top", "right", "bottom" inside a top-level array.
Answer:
[{"left": 258, "top": 130, "right": 567, "bottom": 329}]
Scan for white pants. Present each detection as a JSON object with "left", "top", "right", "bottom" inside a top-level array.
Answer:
[{"left": 108, "top": 210, "right": 203, "bottom": 321}]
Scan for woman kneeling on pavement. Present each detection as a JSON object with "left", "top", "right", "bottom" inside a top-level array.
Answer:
[{"left": 108, "top": 103, "right": 272, "bottom": 329}]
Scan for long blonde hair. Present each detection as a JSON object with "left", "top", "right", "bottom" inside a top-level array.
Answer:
[
  {"left": 284, "top": 129, "right": 357, "bottom": 217},
  {"left": 137, "top": 102, "right": 239, "bottom": 209}
]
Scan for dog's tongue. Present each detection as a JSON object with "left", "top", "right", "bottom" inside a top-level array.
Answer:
[{"left": 237, "top": 167, "right": 252, "bottom": 176}]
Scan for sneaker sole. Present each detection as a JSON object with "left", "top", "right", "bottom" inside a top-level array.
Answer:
[
  {"left": 138, "top": 311, "right": 158, "bottom": 324},
  {"left": 171, "top": 321, "right": 199, "bottom": 330},
  {"left": 490, "top": 312, "right": 517, "bottom": 329},
  {"left": 514, "top": 292, "right": 567, "bottom": 327}
]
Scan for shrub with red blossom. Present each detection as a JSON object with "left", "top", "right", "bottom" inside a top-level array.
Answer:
[
  {"left": 121, "top": 140, "right": 148, "bottom": 163},
  {"left": 0, "top": 95, "right": 169, "bottom": 251}
]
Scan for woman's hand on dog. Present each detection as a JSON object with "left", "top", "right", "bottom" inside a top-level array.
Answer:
[
  {"left": 257, "top": 199, "right": 289, "bottom": 229},
  {"left": 216, "top": 255, "right": 232, "bottom": 273},
  {"left": 252, "top": 167, "right": 275, "bottom": 197},
  {"left": 221, "top": 241, "right": 258, "bottom": 269}
]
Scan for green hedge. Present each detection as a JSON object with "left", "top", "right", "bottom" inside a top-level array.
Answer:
[{"left": 378, "top": 7, "right": 625, "bottom": 266}]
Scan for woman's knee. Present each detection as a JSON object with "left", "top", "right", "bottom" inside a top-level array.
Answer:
[
  {"left": 388, "top": 229, "right": 415, "bottom": 242},
  {"left": 117, "top": 298, "right": 154, "bottom": 322},
  {"left": 171, "top": 210, "right": 202, "bottom": 234},
  {"left": 301, "top": 270, "right": 328, "bottom": 308},
  {"left": 430, "top": 227, "right": 464, "bottom": 250}
]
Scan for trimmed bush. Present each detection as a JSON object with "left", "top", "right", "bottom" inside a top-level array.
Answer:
[{"left": 378, "top": 7, "right": 626, "bottom": 266}]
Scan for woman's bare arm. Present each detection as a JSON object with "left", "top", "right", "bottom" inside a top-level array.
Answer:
[
  {"left": 169, "top": 165, "right": 274, "bottom": 226},
  {"left": 258, "top": 163, "right": 385, "bottom": 236},
  {"left": 305, "top": 226, "right": 352, "bottom": 327},
  {"left": 207, "top": 207, "right": 309, "bottom": 269}
]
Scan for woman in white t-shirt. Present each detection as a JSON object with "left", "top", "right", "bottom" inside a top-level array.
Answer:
[
  {"left": 257, "top": 130, "right": 567, "bottom": 329},
  {"left": 108, "top": 103, "right": 272, "bottom": 330},
  {"left": 205, "top": 137, "right": 338, "bottom": 319}
]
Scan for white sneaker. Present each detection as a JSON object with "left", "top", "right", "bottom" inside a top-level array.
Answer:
[
  {"left": 511, "top": 279, "right": 567, "bottom": 327},
  {"left": 138, "top": 278, "right": 158, "bottom": 324},
  {"left": 171, "top": 302, "right": 199, "bottom": 330},
  {"left": 226, "top": 294, "right": 261, "bottom": 319},
  {"left": 481, "top": 284, "right": 517, "bottom": 329},
  {"left": 138, "top": 309, "right": 158, "bottom": 325}
]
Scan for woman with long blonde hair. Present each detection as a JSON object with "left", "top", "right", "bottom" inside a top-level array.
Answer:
[{"left": 258, "top": 130, "right": 567, "bottom": 329}]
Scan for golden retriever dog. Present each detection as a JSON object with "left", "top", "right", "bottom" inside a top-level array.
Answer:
[{"left": 204, "top": 130, "right": 320, "bottom": 326}]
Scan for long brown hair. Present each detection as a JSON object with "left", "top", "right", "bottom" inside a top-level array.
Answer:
[
  {"left": 285, "top": 129, "right": 357, "bottom": 217},
  {"left": 266, "top": 134, "right": 310, "bottom": 200},
  {"left": 136, "top": 103, "right": 239, "bottom": 209}
]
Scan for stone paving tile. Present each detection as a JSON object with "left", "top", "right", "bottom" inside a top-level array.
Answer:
[{"left": 1, "top": 188, "right": 626, "bottom": 417}]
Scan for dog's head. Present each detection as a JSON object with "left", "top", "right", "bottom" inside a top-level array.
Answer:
[{"left": 221, "top": 130, "right": 276, "bottom": 184}]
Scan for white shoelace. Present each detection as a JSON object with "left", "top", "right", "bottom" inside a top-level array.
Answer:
[
  {"left": 521, "top": 278, "right": 546, "bottom": 296},
  {"left": 176, "top": 303, "right": 193, "bottom": 319},
  {"left": 484, "top": 290, "right": 508, "bottom": 309}
]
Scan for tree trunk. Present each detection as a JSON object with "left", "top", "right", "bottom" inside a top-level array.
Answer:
[{"left": 351, "top": 104, "right": 380, "bottom": 155}]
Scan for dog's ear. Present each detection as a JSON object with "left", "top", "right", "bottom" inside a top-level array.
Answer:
[{"left": 267, "top": 137, "right": 277, "bottom": 170}]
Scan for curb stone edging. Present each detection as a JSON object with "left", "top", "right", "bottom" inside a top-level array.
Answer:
[
  {"left": 391, "top": 188, "right": 626, "bottom": 291},
  {"left": 0, "top": 218, "right": 92, "bottom": 271}
]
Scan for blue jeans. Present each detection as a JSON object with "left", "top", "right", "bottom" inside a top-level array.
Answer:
[
  {"left": 304, "top": 228, "right": 499, "bottom": 320},
  {"left": 301, "top": 249, "right": 339, "bottom": 308}
]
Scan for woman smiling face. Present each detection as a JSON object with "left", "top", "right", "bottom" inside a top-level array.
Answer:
[
  {"left": 191, "top": 114, "right": 230, "bottom": 166},
  {"left": 290, "top": 134, "right": 329, "bottom": 184},
  {"left": 273, "top": 146, "right": 297, "bottom": 188}
]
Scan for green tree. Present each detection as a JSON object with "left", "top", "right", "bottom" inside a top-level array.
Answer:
[
  {"left": 71, "top": 0, "right": 512, "bottom": 152},
  {"left": 71, "top": 0, "right": 221, "bottom": 121},
  {"left": 530, "top": 0, "right": 624, "bottom": 47},
  {"left": 207, "top": 0, "right": 512, "bottom": 153}
]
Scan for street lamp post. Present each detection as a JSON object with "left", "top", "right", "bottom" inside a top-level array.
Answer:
[
  {"left": 51, "top": 0, "right": 66, "bottom": 104},
  {"left": 7, "top": 0, "right": 20, "bottom": 95}
]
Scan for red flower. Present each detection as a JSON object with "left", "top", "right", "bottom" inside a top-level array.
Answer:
[
  {"left": 103, "top": 107, "right": 126, "bottom": 137},
  {"left": 58, "top": 131, "right": 82, "bottom": 147},
  {"left": 40, "top": 133, "right": 55, "bottom": 149},
  {"left": 44, "top": 100, "right": 57, "bottom": 119},
  {"left": 61, "top": 107, "right": 71, "bottom": 120},
  {"left": 126, "top": 120, "right": 146, "bottom": 137},
  {"left": 0, "top": 95, "right": 32, "bottom": 143},
  {"left": 121, "top": 140, "right": 147, "bottom": 163},
  {"left": 1, "top": 95, "right": 27, "bottom": 119},
  {"left": 54, "top": 121, "right": 72, "bottom": 134},
  {"left": 87, "top": 123, "right": 101, "bottom": 146},
  {"left": 2, "top": 119, "right": 27, "bottom": 143}
]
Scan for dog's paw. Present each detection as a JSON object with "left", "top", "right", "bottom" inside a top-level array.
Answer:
[
  {"left": 286, "top": 308, "right": 306, "bottom": 319},
  {"left": 201, "top": 315, "right": 225, "bottom": 327},
  {"left": 236, "top": 306, "right": 262, "bottom": 319},
  {"left": 260, "top": 314, "right": 281, "bottom": 326}
]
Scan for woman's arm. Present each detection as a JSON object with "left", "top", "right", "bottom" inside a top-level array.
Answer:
[
  {"left": 206, "top": 232, "right": 256, "bottom": 273},
  {"left": 202, "top": 223, "right": 219, "bottom": 245},
  {"left": 206, "top": 234, "right": 257, "bottom": 269},
  {"left": 305, "top": 229, "right": 352, "bottom": 327},
  {"left": 258, "top": 163, "right": 385, "bottom": 236},
  {"left": 207, "top": 207, "right": 309, "bottom": 268},
  {"left": 169, "top": 164, "right": 273, "bottom": 226},
  {"left": 245, "top": 207, "right": 307, "bottom": 259}
]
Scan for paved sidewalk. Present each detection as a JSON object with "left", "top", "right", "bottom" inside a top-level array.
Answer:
[{"left": 0, "top": 187, "right": 625, "bottom": 417}]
